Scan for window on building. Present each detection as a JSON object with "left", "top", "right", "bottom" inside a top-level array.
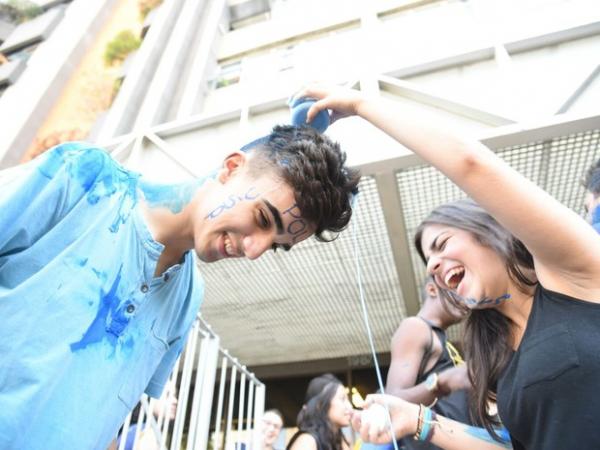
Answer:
[
  {"left": 278, "top": 45, "right": 295, "bottom": 72},
  {"left": 228, "top": 0, "right": 271, "bottom": 30},
  {"left": 8, "top": 42, "right": 38, "bottom": 61},
  {"left": 210, "top": 61, "right": 242, "bottom": 89}
]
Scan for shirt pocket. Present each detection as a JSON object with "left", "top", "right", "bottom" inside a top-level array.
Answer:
[
  {"left": 117, "top": 321, "right": 170, "bottom": 410},
  {"left": 518, "top": 323, "right": 580, "bottom": 389}
]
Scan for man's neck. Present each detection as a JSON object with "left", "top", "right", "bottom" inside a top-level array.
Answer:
[{"left": 139, "top": 179, "right": 212, "bottom": 276}]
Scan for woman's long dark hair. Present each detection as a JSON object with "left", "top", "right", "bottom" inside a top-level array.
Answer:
[
  {"left": 286, "top": 374, "right": 347, "bottom": 450},
  {"left": 414, "top": 199, "right": 537, "bottom": 439}
]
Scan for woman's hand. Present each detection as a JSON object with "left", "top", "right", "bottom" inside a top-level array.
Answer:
[
  {"left": 351, "top": 394, "right": 420, "bottom": 444},
  {"left": 290, "top": 84, "right": 367, "bottom": 125}
]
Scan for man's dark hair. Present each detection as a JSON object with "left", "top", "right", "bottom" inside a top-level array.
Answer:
[
  {"left": 583, "top": 158, "right": 600, "bottom": 196},
  {"left": 246, "top": 125, "right": 360, "bottom": 241}
]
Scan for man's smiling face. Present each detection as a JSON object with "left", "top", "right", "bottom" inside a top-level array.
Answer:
[{"left": 192, "top": 152, "right": 315, "bottom": 263}]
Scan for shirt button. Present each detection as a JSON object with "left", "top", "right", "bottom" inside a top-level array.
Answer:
[
  {"left": 164, "top": 273, "right": 170, "bottom": 282},
  {"left": 141, "top": 283, "right": 149, "bottom": 293},
  {"left": 126, "top": 304, "right": 135, "bottom": 313}
]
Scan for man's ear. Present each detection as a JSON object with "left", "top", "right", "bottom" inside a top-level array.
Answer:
[{"left": 217, "top": 151, "right": 247, "bottom": 184}]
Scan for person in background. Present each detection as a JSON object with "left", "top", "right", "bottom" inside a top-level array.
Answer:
[
  {"left": 583, "top": 158, "right": 600, "bottom": 233},
  {"left": 385, "top": 277, "right": 471, "bottom": 450},
  {"left": 113, "top": 380, "right": 178, "bottom": 450},
  {"left": 260, "top": 409, "right": 285, "bottom": 450},
  {"left": 287, "top": 374, "right": 353, "bottom": 450}
]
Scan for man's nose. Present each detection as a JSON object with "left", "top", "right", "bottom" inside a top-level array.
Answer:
[{"left": 242, "top": 234, "right": 272, "bottom": 260}]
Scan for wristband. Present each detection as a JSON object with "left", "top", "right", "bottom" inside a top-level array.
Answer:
[
  {"left": 417, "top": 407, "right": 433, "bottom": 441},
  {"left": 425, "top": 373, "right": 439, "bottom": 392},
  {"left": 413, "top": 404, "right": 424, "bottom": 441}
]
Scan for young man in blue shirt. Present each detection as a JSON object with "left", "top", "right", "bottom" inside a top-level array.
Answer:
[{"left": 0, "top": 125, "right": 359, "bottom": 450}]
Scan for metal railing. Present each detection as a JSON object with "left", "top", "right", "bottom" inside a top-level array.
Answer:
[{"left": 116, "top": 316, "right": 265, "bottom": 450}]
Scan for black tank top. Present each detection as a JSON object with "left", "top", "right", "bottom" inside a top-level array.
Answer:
[
  {"left": 416, "top": 318, "right": 456, "bottom": 382},
  {"left": 399, "top": 319, "right": 473, "bottom": 450},
  {"left": 497, "top": 285, "right": 600, "bottom": 449}
]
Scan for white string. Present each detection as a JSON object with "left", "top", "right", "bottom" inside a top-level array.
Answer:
[{"left": 351, "top": 195, "right": 399, "bottom": 450}]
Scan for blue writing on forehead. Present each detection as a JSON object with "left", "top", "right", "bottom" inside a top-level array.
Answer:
[
  {"left": 288, "top": 220, "right": 307, "bottom": 235},
  {"left": 283, "top": 203, "right": 309, "bottom": 243},
  {"left": 282, "top": 204, "right": 302, "bottom": 218}
]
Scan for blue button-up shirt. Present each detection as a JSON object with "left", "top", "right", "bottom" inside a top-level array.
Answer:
[{"left": 0, "top": 143, "right": 203, "bottom": 449}]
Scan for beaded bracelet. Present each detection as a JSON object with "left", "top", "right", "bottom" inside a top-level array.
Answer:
[
  {"left": 423, "top": 410, "right": 438, "bottom": 442},
  {"left": 413, "top": 404, "right": 424, "bottom": 441},
  {"left": 417, "top": 407, "right": 433, "bottom": 441}
]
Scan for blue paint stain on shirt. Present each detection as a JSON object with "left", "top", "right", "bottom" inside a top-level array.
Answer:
[
  {"left": 36, "top": 143, "right": 140, "bottom": 233},
  {"left": 70, "top": 266, "right": 128, "bottom": 352},
  {"left": 109, "top": 176, "right": 139, "bottom": 233},
  {"left": 76, "top": 257, "right": 88, "bottom": 267}
]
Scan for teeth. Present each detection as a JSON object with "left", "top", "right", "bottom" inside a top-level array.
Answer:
[
  {"left": 224, "top": 235, "right": 233, "bottom": 256},
  {"left": 444, "top": 267, "right": 464, "bottom": 288}
]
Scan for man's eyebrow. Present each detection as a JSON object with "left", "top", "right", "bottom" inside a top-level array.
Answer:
[{"left": 263, "top": 199, "right": 284, "bottom": 234}]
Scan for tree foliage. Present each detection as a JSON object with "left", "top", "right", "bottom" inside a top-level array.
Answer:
[
  {"left": 0, "top": 0, "right": 43, "bottom": 24},
  {"left": 138, "top": 0, "right": 163, "bottom": 20},
  {"left": 104, "top": 30, "right": 141, "bottom": 66}
]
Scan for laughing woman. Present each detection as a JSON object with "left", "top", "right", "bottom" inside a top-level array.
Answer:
[{"left": 294, "top": 86, "right": 600, "bottom": 450}]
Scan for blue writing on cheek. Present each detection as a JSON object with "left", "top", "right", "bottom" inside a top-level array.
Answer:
[{"left": 205, "top": 186, "right": 260, "bottom": 219}]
